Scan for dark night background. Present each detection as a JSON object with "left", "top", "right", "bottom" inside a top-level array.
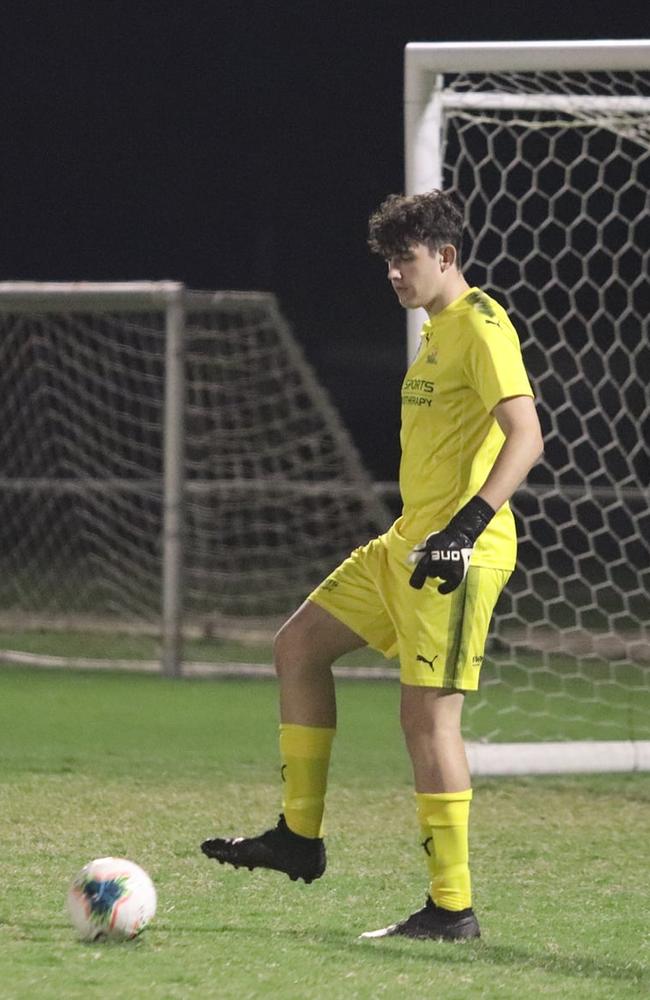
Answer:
[{"left": 0, "top": 1, "right": 644, "bottom": 482}]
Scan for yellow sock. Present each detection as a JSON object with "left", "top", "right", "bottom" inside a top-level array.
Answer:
[
  {"left": 279, "top": 723, "right": 335, "bottom": 838},
  {"left": 416, "top": 790, "right": 473, "bottom": 911}
]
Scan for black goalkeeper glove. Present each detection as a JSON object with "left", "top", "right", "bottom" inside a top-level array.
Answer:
[{"left": 407, "top": 496, "right": 495, "bottom": 594}]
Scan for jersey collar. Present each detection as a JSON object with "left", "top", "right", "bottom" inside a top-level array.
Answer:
[{"left": 420, "top": 286, "right": 480, "bottom": 337}]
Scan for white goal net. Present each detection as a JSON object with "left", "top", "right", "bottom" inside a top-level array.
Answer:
[
  {"left": 406, "top": 42, "right": 650, "bottom": 752},
  {"left": 0, "top": 285, "right": 390, "bottom": 670}
]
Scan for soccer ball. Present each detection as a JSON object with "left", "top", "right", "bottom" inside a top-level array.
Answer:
[{"left": 67, "top": 857, "right": 157, "bottom": 942}]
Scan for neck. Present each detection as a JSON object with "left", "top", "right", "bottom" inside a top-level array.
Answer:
[{"left": 425, "top": 275, "right": 470, "bottom": 317}]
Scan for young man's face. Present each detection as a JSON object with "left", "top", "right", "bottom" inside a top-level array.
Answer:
[{"left": 386, "top": 242, "right": 452, "bottom": 313}]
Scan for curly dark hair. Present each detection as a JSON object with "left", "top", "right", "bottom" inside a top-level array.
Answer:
[{"left": 367, "top": 190, "right": 464, "bottom": 264}]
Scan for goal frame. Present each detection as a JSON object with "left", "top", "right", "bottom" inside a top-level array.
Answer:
[
  {"left": 0, "top": 281, "right": 393, "bottom": 684},
  {"left": 403, "top": 40, "right": 650, "bottom": 773},
  {"left": 404, "top": 38, "right": 650, "bottom": 359}
]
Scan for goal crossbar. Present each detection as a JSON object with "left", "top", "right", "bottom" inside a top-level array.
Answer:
[
  {"left": 0, "top": 282, "right": 280, "bottom": 314},
  {"left": 0, "top": 281, "right": 185, "bottom": 312},
  {"left": 438, "top": 92, "right": 650, "bottom": 114},
  {"left": 405, "top": 39, "right": 650, "bottom": 87}
]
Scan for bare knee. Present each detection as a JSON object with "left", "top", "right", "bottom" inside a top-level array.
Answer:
[
  {"left": 400, "top": 687, "right": 464, "bottom": 743},
  {"left": 273, "top": 615, "right": 324, "bottom": 679},
  {"left": 273, "top": 606, "right": 334, "bottom": 682}
]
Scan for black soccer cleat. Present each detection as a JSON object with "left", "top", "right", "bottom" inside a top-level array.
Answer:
[
  {"left": 359, "top": 896, "right": 480, "bottom": 941},
  {"left": 200, "top": 813, "right": 326, "bottom": 884}
]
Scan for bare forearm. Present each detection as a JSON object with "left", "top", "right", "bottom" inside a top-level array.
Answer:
[
  {"left": 478, "top": 427, "right": 543, "bottom": 512},
  {"left": 476, "top": 395, "right": 544, "bottom": 512}
]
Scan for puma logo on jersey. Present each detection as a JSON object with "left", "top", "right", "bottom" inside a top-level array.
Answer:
[{"left": 416, "top": 653, "right": 438, "bottom": 670}]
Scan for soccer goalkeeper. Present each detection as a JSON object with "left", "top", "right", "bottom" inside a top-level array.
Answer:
[{"left": 201, "top": 190, "right": 543, "bottom": 941}]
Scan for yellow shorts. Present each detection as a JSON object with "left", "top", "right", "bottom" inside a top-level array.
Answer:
[{"left": 309, "top": 533, "right": 510, "bottom": 690}]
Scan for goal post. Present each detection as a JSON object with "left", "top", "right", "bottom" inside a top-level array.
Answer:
[
  {"left": 403, "top": 40, "right": 650, "bottom": 772},
  {"left": 162, "top": 285, "right": 185, "bottom": 677}
]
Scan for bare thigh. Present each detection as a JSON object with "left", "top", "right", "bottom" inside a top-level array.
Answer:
[{"left": 274, "top": 600, "right": 367, "bottom": 671}]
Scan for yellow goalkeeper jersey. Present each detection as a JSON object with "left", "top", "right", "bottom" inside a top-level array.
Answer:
[{"left": 390, "top": 287, "right": 534, "bottom": 571}]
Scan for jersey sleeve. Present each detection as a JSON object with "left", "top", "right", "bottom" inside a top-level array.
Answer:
[{"left": 463, "top": 318, "right": 534, "bottom": 414}]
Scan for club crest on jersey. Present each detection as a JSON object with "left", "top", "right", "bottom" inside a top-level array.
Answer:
[{"left": 425, "top": 346, "right": 438, "bottom": 365}]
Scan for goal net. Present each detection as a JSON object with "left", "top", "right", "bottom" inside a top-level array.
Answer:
[
  {"left": 406, "top": 42, "right": 650, "bottom": 761},
  {"left": 0, "top": 284, "right": 390, "bottom": 669}
]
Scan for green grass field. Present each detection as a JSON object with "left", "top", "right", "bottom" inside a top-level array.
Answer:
[
  {"left": 1, "top": 666, "right": 649, "bottom": 999},
  {"left": 1, "top": 628, "right": 649, "bottom": 742}
]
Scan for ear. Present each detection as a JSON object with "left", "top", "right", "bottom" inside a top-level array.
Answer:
[{"left": 439, "top": 244, "right": 457, "bottom": 271}]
